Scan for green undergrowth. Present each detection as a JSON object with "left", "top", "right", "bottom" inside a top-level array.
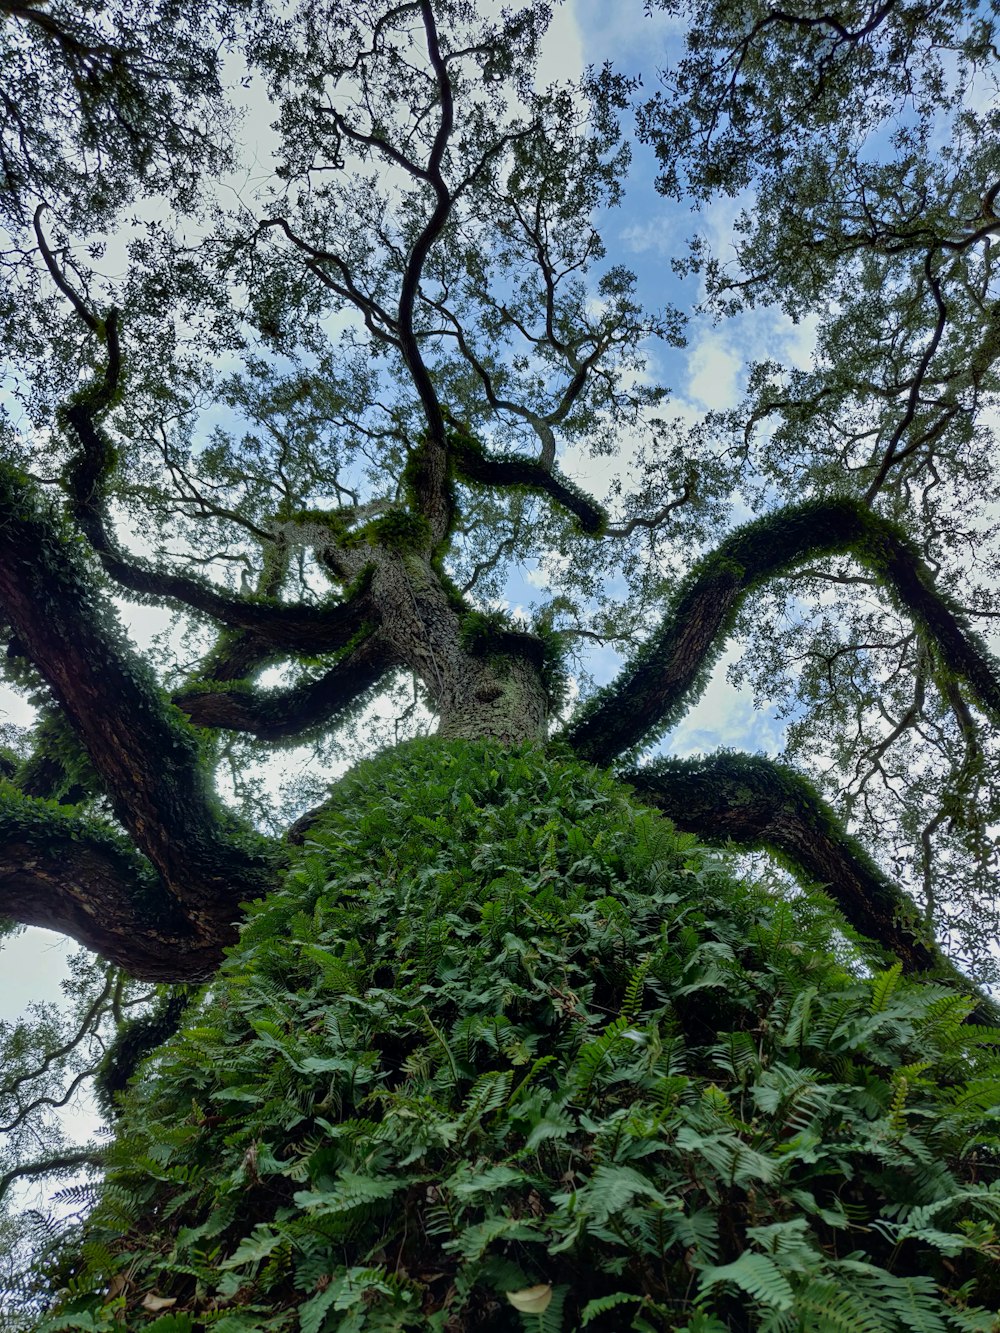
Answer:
[{"left": 36, "top": 741, "right": 1000, "bottom": 1331}]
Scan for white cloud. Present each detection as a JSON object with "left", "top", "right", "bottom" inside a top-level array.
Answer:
[
  {"left": 666, "top": 644, "right": 786, "bottom": 759},
  {"left": 686, "top": 334, "right": 741, "bottom": 410},
  {"left": 781, "top": 310, "right": 820, "bottom": 371},
  {"left": 537, "top": 4, "right": 584, "bottom": 84},
  {"left": 620, "top": 220, "right": 680, "bottom": 258}
]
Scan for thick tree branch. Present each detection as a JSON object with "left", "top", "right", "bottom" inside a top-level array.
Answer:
[
  {"left": 565, "top": 497, "right": 1000, "bottom": 764},
  {"left": 628, "top": 754, "right": 934, "bottom": 970},
  {"left": 0, "top": 793, "right": 224, "bottom": 978},
  {"left": 0, "top": 465, "right": 277, "bottom": 961},
  {"left": 176, "top": 634, "right": 394, "bottom": 740},
  {"left": 625, "top": 753, "right": 1000, "bottom": 1024}
]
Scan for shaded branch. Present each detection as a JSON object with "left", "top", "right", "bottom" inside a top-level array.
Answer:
[
  {"left": 176, "top": 634, "right": 394, "bottom": 741},
  {"left": 625, "top": 753, "right": 1000, "bottom": 1023},
  {"left": 0, "top": 1148, "right": 105, "bottom": 1209},
  {"left": 565, "top": 497, "right": 1000, "bottom": 764},
  {"left": 0, "top": 465, "right": 278, "bottom": 960},
  {"left": 0, "top": 793, "right": 225, "bottom": 978},
  {"left": 605, "top": 476, "right": 695, "bottom": 538}
]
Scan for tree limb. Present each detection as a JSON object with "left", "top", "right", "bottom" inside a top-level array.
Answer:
[
  {"left": 448, "top": 431, "right": 604, "bottom": 534},
  {"left": 176, "top": 634, "right": 394, "bottom": 740},
  {"left": 39, "top": 208, "right": 375, "bottom": 659},
  {"left": 565, "top": 497, "right": 1000, "bottom": 764},
  {"left": 0, "top": 793, "right": 225, "bottom": 978},
  {"left": 625, "top": 752, "right": 1000, "bottom": 1024},
  {"left": 0, "top": 465, "right": 277, "bottom": 959},
  {"left": 0, "top": 1148, "right": 105, "bottom": 1209}
]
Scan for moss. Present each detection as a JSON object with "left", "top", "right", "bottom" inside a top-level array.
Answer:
[
  {"left": 0, "top": 785, "right": 171, "bottom": 923},
  {"left": 364, "top": 507, "right": 433, "bottom": 553},
  {"left": 458, "top": 611, "right": 568, "bottom": 710}
]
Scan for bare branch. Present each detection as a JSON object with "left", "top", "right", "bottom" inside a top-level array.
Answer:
[
  {"left": 0, "top": 1148, "right": 104, "bottom": 1209},
  {"left": 605, "top": 477, "right": 695, "bottom": 538}
]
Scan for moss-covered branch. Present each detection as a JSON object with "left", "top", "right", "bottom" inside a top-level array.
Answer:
[
  {"left": 625, "top": 752, "right": 1000, "bottom": 1024},
  {"left": 566, "top": 497, "right": 1000, "bottom": 764},
  {"left": 449, "top": 432, "right": 605, "bottom": 534},
  {"left": 45, "top": 255, "right": 374, "bottom": 657},
  {"left": 0, "top": 789, "right": 225, "bottom": 978},
  {"left": 0, "top": 464, "right": 277, "bottom": 961},
  {"left": 626, "top": 753, "right": 935, "bottom": 969},
  {"left": 66, "top": 397, "right": 374, "bottom": 653},
  {"left": 175, "top": 633, "right": 394, "bottom": 741},
  {"left": 93, "top": 985, "right": 199, "bottom": 1116}
]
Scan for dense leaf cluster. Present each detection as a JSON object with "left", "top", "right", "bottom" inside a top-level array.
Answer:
[{"left": 37, "top": 743, "right": 1000, "bottom": 1331}]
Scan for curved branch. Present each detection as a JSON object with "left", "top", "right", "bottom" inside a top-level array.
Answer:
[
  {"left": 255, "top": 216, "right": 401, "bottom": 347},
  {"left": 565, "top": 497, "right": 1000, "bottom": 764},
  {"left": 176, "top": 634, "right": 394, "bottom": 741},
  {"left": 449, "top": 433, "right": 605, "bottom": 534},
  {"left": 33, "top": 205, "right": 104, "bottom": 337},
  {"left": 625, "top": 753, "right": 1000, "bottom": 1025},
  {"left": 39, "top": 219, "right": 375, "bottom": 659},
  {"left": 605, "top": 476, "right": 695, "bottom": 538},
  {"left": 64, "top": 389, "right": 375, "bottom": 653},
  {"left": 0, "top": 465, "right": 277, "bottom": 953},
  {"left": 0, "top": 794, "right": 224, "bottom": 978},
  {"left": 0, "top": 970, "right": 114, "bottom": 1106},
  {"left": 0, "top": 1148, "right": 105, "bottom": 1209},
  {"left": 863, "top": 252, "right": 948, "bottom": 503},
  {"left": 395, "top": 0, "right": 453, "bottom": 448},
  {"left": 628, "top": 753, "right": 934, "bottom": 969}
]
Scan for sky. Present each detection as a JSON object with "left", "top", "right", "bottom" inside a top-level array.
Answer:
[{"left": 0, "top": 0, "right": 809, "bottom": 1171}]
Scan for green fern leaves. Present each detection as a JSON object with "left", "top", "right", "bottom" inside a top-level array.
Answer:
[{"left": 33, "top": 741, "right": 1000, "bottom": 1331}]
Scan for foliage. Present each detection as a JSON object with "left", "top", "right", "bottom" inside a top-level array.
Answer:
[
  {"left": 0, "top": 0, "right": 999, "bottom": 1326},
  {"left": 33, "top": 743, "right": 1000, "bottom": 1331}
]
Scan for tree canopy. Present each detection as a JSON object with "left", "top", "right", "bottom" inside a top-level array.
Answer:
[{"left": 1, "top": 0, "right": 999, "bottom": 1327}]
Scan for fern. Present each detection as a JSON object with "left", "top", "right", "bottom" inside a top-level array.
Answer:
[
  {"left": 579, "top": 1290, "right": 643, "bottom": 1325},
  {"left": 699, "top": 1252, "right": 796, "bottom": 1311},
  {"left": 870, "top": 962, "right": 904, "bottom": 1014},
  {"left": 791, "top": 1280, "right": 888, "bottom": 1332},
  {"left": 32, "top": 741, "right": 1000, "bottom": 1331}
]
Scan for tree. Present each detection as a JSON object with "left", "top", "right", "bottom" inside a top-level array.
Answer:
[{"left": 1, "top": 0, "right": 999, "bottom": 1328}]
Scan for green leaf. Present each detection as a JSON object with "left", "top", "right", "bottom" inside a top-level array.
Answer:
[{"left": 699, "top": 1253, "right": 795, "bottom": 1311}]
